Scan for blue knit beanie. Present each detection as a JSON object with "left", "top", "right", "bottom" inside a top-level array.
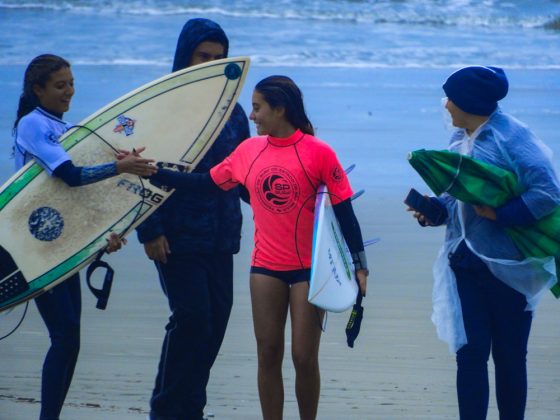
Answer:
[{"left": 443, "top": 66, "right": 509, "bottom": 116}]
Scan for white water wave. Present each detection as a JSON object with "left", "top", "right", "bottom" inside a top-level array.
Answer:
[
  {"left": 1, "top": 56, "right": 559, "bottom": 70},
  {"left": 0, "top": 0, "right": 559, "bottom": 29}
]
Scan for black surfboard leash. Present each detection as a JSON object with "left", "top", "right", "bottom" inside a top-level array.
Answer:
[
  {"left": 0, "top": 302, "right": 28, "bottom": 341},
  {"left": 68, "top": 124, "right": 149, "bottom": 309},
  {"left": 85, "top": 251, "right": 114, "bottom": 310}
]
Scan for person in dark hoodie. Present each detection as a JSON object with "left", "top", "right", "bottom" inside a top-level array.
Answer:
[{"left": 136, "top": 18, "right": 250, "bottom": 420}]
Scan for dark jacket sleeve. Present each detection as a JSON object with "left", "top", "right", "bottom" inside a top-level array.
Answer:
[
  {"left": 136, "top": 103, "right": 250, "bottom": 252},
  {"left": 495, "top": 196, "right": 537, "bottom": 227},
  {"left": 136, "top": 204, "right": 166, "bottom": 244},
  {"left": 136, "top": 171, "right": 218, "bottom": 244}
]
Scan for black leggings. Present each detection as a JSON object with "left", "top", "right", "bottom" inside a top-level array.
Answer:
[{"left": 35, "top": 273, "right": 81, "bottom": 420}]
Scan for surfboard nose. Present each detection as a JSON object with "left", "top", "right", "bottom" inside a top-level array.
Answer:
[{"left": 0, "top": 245, "right": 29, "bottom": 307}]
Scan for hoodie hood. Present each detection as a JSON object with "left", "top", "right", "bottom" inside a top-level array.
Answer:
[{"left": 172, "top": 18, "right": 229, "bottom": 72}]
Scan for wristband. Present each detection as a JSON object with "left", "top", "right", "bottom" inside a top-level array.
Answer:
[{"left": 352, "top": 251, "right": 369, "bottom": 276}]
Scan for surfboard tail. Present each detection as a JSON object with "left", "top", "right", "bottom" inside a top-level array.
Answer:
[{"left": 0, "top": 246, "right": 29, "bottom": 308}]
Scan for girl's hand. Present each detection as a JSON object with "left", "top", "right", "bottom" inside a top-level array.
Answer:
[
  {"left": 406, "top": 206, "right": 434, "bottom": 226},
  {"left": 474, "top": 205, "right": 497, "bottom": 221},
  {"left": 356, "top": 269, "right": 368, "bottom": 297},
  {"left": 105, "top": 232, "right": 127, "bottom": 254},
  {"left": 115, "top": 146, "right": 157, "bottom": 177},
  {"left": 143, "top": 235, "right": 171, "bottom": 264},
  {"left": 115, "top": 146, "right": 146, "bottom": 160}
]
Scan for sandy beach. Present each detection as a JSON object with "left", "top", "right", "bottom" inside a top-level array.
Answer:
[
  {"left": 1, "top": 54, "right": 560, "bottom": 419},
  {"left": 1, "top": 136, "right": 560, "bottom": 419}
]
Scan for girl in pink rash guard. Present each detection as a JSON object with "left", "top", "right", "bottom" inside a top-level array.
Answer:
[{"left": 147, "top": 75, "right": 369, "bottom": 420}]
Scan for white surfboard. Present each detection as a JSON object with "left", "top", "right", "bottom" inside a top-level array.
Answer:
[
  {"left": 308, "top": 184, "right": 359, "bottom": 312},
  {"left": 0, "top": 57, "right": 250, "bottom": 312}
]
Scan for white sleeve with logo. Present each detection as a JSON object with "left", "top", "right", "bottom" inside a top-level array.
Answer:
[{"left": 15, "top": 112, "right": 71, "bottom": 174}]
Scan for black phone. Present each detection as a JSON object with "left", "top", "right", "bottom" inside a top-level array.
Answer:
[{"left": 404, "top": 188, "right": 446, "bottom": 225}]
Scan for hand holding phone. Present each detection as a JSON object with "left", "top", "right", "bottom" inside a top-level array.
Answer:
[{"left": 404, "top": 188, "right": 446, "bottom": 225}]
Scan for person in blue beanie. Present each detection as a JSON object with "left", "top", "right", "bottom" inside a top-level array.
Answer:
[
  {"left": 136, "top": 18, "right": 250, "bottom": 420},
  {"left": 409, "top": 65, "right": 560, "bottom": 420}
]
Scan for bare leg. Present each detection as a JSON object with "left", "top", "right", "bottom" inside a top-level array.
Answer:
[
  {"left": 290, "top": 281, "right": 324, "bottom": 420},
  {"left": 250, "top": 273, "right": 290, "bottom": 420}
]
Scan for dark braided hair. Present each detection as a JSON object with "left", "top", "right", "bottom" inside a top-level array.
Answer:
[
  {"left": 254, "top": 75, "right": 314, "bottom": 136},
  {"left": 13, "top": 54, "right": 71, "bottom": 133}
]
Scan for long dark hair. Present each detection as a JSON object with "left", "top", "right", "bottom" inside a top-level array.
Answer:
[
  {"left": 254, "top": 75, "right": 314, "bottom": 136},
  {"left": 13, "top": 54, "right": 71, "bottom": 133}
]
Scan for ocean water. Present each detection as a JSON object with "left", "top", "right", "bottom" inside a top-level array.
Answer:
[
  {"left": 1, "top": 0, "right": 559, "bottom": 190},
  {"left": 1, "top": 0, "right": 560, "bottom": 69}
]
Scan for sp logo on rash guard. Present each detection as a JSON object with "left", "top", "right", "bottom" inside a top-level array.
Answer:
[{"left": 255, "top": 166, "right": 300, "bottom": 214}]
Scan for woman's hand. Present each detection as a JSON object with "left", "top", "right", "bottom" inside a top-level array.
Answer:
[
  {"left": 115, "top": 146, "right": 157, "bottom": 176},
  {"left": 116, "top": 146, "right": 145, "bottom": 159},
  {"left": 356, "top": 268, "right": 368, "bottom": 297},
  {"left": 474, "top": 205, "right": 497, "bottom": 221},
  {"left": 406, "top": 206, "right": 433, "bottom": 226},
  {"left": 143, "top": 235, "right": 171, "bottom": 264},
  {"left": 105, "top": 232, "right": 127, "bottom": 254}
]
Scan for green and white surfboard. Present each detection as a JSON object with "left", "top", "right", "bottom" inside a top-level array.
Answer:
[{"left": 0, "top": 56, "right": 250, "bottom": 312}]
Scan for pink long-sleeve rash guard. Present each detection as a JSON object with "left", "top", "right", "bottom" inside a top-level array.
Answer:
[{"left": 210, "top": 129, "right": 353, "bottom": 270}]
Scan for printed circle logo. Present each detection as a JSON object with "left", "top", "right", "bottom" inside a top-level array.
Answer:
[
  {"left": 331, "top": 166, "right": 343, "bottom": 183},
  {"left": 224, "top": 63, "right": 242, "bottom": 80},
  {"left": 255, "top": 167, "right": 300, "bottom": 214},
  {"left": 28, "top": 207, "right": 64, "bottom": 241},
  {"left": 47, "top": 131, "right": 58, "bottom": 144}
]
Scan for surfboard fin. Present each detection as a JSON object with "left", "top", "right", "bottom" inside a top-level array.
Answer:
[
  {"left": 345, "top": 164, "right": 356, "bottom": 175},
  {"left": 85, "top": 253, "right": 114, "bottom": 310},
  {"left": 363, "top": 237, "right": 381, "bottom": 247},
  {"left": 0, "top": 246, "right": 29, "bottom": 309},
  {"left": 351, "top": 189, "right": 365, "bottom": 201}
]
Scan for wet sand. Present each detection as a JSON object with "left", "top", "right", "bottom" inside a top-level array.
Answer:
[{"left": 1, "top": 196, "right": 559, "bottom": 419}]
